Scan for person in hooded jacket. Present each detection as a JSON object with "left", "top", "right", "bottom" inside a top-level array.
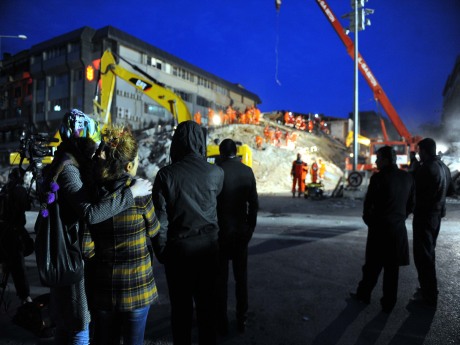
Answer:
[
  {"left": 350, "top": 146, "right": 415, "bottom": 313},
  {"left": 152, "top": 121, "right": 224, "bottom": 345}
]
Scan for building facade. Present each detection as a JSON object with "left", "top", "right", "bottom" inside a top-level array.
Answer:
[
  {"left": 441, "top": 55, "right": 460, "bottom": 141},
  {"left": 0, "top": 26, "right": 261, "bottom": 163}
]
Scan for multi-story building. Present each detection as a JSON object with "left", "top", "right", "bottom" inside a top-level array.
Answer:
[
  {"left": 442, "top": 55, "right": 460, "bottom": 141},
  {"left": 0, "top": 26, "right": 261, "bottom": 163}
]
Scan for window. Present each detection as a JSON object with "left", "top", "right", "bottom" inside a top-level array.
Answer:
[
  {"left": 197, "top": 96, "right": 210, "bottom": 108},
  {"left": 36, "top": 102, "right": 45, "bottom": 113},
  {"left": 55, "top": 73, "right": 68, "bottom": 85},
  {"left": 36, "top": 78, "right": 45, "bottom": 90},
  {"left": 149, "top": 57, "right": 163, "bottom": 71},
  {"left": 73, "top": 69, "right": 83, "bottom": 82},
  {"left": 174, "top": 90, "right": 191, "bottom": 102},
  {"left": 44, "top": 45, "right": 66, "bottom": 60}
]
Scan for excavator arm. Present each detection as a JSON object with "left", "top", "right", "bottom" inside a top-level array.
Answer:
[{"left": 94, "top": 50, "right": 192, "bottom": 128}]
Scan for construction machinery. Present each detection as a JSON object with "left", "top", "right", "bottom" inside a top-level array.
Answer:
[
  {"left": 206, "top": 142, "right": 253, "bottom": 168},
  {"left": 312, "top": 0, "right": 422, "bottom": 171},
  {"left": 94, "top": 50, "right": 252, "bottom": 167},
  {"left": 10, "top": 49, "right": 253, "bottom": 168}
]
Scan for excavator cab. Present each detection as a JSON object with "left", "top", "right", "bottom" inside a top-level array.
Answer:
[{"left": 206, "top": 142, "right": 252, "bottom": 168}]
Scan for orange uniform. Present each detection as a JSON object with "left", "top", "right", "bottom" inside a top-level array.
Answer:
[
  {"left": 291, "top": 154, "right": 308, "bottom": 197},
  {"left": 194, "top": 111, "right": 202, "bottom": 125},
  {"left": 255, "top": 135, "right": 263, "bottom": 149},
  {"left": 319, "top": 159, "right": 326, "bottom": 180},
  {"left": 310, "top": 162, "right": 319, "bottom": 183}
]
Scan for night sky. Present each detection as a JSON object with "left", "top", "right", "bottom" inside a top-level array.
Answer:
[{"left": 1, "top": 0, "right": 459, "bottom": 133}]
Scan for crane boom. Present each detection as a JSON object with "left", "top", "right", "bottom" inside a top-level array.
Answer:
[{"left": 314, "top": 0, "right": 414, "bottom": 145}]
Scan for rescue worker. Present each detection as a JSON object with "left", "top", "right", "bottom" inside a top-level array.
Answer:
[
  {"left": 194, "top": 111, "right": 202, "bottom": 125},
  {"left": 291, "top": 153, "right": 308, "bottom": 198},
  {"left": 253, "top": 107, "right": 261, "bottom": 125},
  {"left": 318, "top": 159, "right": 326, "bottom": 180},
  {"left": 310, "top": 159, "right": 319, "bottom": 184},
  {"left": 274, "top": 127, "right": 283, "bottom": 147},
  {"left": 284, "top": 112, "right": 290, "bottom": 126},
  {"left": 255, "top": 136, "right": 263, "bottom": 150},
  {"left": 263, "top": 125, "right": 270, "bottom": 143},
  {"left": 285, "top": 131, "right": 291, "bottom": 147}
]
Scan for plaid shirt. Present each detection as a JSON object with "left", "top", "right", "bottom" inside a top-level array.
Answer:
[{"left": 87, "top": 177, "right": 160, "bottom": 311}]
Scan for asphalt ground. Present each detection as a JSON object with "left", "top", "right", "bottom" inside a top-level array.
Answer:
[{"left": 1, "top": 194, "right": 460, "bottom": 344}]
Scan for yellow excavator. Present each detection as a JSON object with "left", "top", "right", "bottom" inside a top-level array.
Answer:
[
  {"left": 95, "top": 50, "right": 252, "bottom": 167},
  {"left": 10, "top": 49, "right": 252, "bottom": 167}
]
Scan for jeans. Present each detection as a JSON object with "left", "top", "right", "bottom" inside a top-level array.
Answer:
[
  {"left": 54, "top": 325, "right": 90, "bottom": 345},
  {"left": 92, "top": 305, "right": 150, "bottom": 345}
]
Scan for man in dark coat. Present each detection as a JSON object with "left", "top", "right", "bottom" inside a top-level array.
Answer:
[
  {"left": 152, "top": 121, "right": 224, "bottom": 345},
  {"left": 0, "top": 168, "right": 32, "bottom": 304},
  {"left": 351, "top": 146, "right": 415, "bottom": 313},
  {"left": 216, "top": 139, "right": 258, "bottom": 335},
  {"left": 412, "top": 138, "right": 453, "bottom": 306}
]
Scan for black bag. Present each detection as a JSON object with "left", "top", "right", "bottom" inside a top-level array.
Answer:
[
  {"left": 13, "top": 293, "right": 55, "bottom": 338},
  {"left": 34, "top": 193, "right": 84, "bottom": 287},
  {"left": 19, "top": 228, "right": 34, "bottom": 257}
]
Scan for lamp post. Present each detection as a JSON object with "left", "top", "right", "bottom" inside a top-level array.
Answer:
[
  {"left": 0, "top": 34, "right": 28, "bottom": 60},
  {"left": 345, "top": 1, "right": 373, "bottom": 172}
]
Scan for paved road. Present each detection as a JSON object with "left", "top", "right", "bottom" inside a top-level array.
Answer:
[{"left": 1, "top": 195, "right": 460, "bottom": 344}]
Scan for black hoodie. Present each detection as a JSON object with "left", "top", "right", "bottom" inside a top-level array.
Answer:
[{"left": 152, "top": 121, "right": 224, "bottom": 261}]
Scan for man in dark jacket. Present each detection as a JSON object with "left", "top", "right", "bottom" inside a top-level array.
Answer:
[
  {"left": 216, "top": 139, "right": 258, "bottom": 335},
  {"left": 0, "top": 168, "right": 32, "bottom": 304},
  {"left": 152, "top": 121, "right": 224, "bottom": 345},
  {"left": 351, "top": 146, "right": 415, "bottom": 313},
  {"left": 412, "top": 138, "right": 453, "bottom": 306}
]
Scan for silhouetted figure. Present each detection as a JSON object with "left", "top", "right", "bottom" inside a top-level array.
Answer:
[
  {"left": 216, "top": 139, "right": 258, "bottom": 335},
  {"left": 0, "top": 168, "right": 32, "bottom": 304},
  {"left": 351, "top": 146, "right": 415, "bottom": 313},
  {"left": 412, "top": 138, "right": 453, "bottom": 307}
]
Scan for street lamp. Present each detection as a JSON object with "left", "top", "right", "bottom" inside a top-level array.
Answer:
[
  {"left": 0, "top": 34, "right": 28, "bottom": 59},
  {"left": 343, "top": 1, "right": 373, "bottom": 172}
]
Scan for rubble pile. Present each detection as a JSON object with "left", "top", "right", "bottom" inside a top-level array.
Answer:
[{"left": 137, "top": 119, "right": 347, "bottom": 195}]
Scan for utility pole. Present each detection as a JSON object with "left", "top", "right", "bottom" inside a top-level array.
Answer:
[{"left": 344, "top": 0, "right": 373, "bottom": 172}]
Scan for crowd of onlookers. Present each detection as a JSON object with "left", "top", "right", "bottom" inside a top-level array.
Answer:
[{"left": 1, "top": 109, "right": 258, "bottom": 345}]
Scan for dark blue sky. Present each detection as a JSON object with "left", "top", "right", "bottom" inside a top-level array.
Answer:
[{"left": 1, "top": 0, "right": 459, "bottom": 133}]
